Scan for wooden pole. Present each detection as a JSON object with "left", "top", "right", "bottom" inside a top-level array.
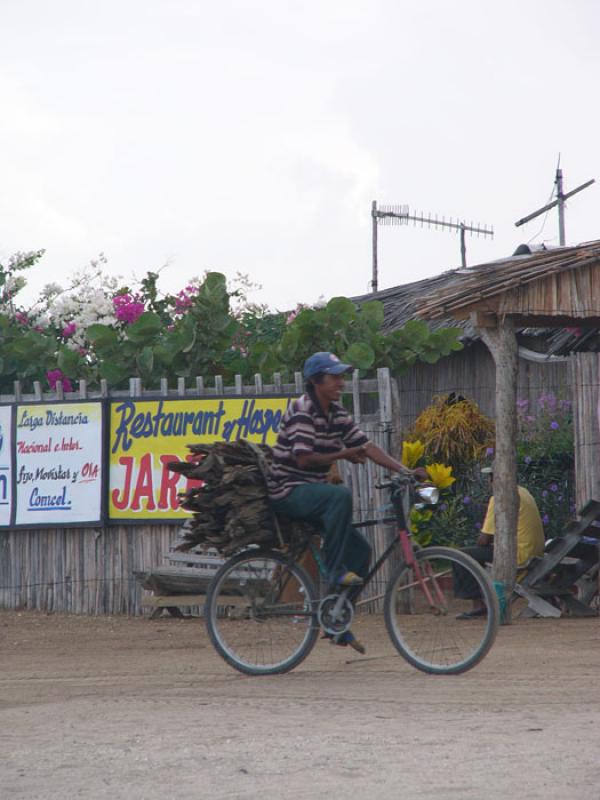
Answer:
[{"left": 476, "top": 314, "right": 519, "bottom": 623}]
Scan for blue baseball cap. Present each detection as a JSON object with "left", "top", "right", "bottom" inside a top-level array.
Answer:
[{"left": 303, "top": 352, "right": 353, "bottom": 379}]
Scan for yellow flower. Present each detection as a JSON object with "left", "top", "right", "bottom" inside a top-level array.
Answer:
[
  {"left": 402, "top": 440, "right": 425, "bottom": 469},
  {"left": 425, "top": 462, "right": 456, "bottom": 490}
]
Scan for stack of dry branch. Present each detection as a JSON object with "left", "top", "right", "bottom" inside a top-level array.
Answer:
[{"left": 167, "top": 440, "right": 318, "bottom": 556}]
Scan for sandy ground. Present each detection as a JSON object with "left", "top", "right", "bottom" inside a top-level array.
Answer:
[{"left": 1, "top": 609, "right": 600, "bottom": 800}]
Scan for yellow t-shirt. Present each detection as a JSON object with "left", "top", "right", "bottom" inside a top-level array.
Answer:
[{"left": 481, "top": 486, "right": 545, "bottom": 566}]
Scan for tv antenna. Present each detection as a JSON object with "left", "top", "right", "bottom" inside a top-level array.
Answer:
[
  {"left": 371, "top": 201, "right": 494, "bottom": 293},
  {"left": 514, "top": 161, "right": 595, "bottom": 246}
]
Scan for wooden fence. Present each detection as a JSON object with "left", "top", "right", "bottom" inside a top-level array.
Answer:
[
  {"left": 0, "top": 370, "right": 396, "bottom": 615},
  {"left": 571, "top": 353, "right": 600, "bottom": 510}
]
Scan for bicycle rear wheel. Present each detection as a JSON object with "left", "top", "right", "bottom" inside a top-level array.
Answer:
[
  {"left": 206, "top": 548, "right": 319, "bottom": 675},
  {"left": 384, "top": 546, "right": 499, "bottom": 675}
]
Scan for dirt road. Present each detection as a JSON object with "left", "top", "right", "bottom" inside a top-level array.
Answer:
[{"left": 1, "top": 609, "right": 600, "bottom": 799}]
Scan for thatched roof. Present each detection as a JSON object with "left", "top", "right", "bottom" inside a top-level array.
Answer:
[
  {"left": 353, "top": 240, "right": 600, "bottom": 356},
  {"left": 414, "top": 240, "right": 600, "bottom": 321}
]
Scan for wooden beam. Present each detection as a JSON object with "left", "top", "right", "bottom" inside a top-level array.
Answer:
[
  {"left": 470, "top": 311, "right": 497, "bottom": 328},
  {"left": 477, "top": 316, "right": 519, "bottom": 624}
]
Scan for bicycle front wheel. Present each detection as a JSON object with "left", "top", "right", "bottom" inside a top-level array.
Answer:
[
  {"left": 206, "top": 548, "right": 319, "bottom": 676},
  {"left": 384, "top": 546, "right": 499, "bottom": 675}
]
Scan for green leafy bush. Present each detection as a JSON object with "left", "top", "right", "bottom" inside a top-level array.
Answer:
[{"left": 0, "top": 251, "right": 463, "bottom": 392}]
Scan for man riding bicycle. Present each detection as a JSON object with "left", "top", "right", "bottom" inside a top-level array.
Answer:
[{"left": 267, "top": 351, "right": 424, "bottom": 653}]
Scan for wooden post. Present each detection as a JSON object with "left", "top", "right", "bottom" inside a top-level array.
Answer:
[{"left": 476, "top": 314, "right": 519, "bottom": 623}]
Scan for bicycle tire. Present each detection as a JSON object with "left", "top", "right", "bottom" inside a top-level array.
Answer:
[
  {"left": 384, "top": 546, "right": 499, "bottom": 675},
  {"left": 206, "top": 548, "right": 319, "bottom": 676}
]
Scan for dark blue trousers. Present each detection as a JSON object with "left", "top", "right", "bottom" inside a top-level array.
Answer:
[{"left": 271, "top": 484, "right": 371, "bottom": 581}]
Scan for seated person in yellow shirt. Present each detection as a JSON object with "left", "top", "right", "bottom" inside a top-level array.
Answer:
[{"left": 454, "top": 466, "right": 545, "bottom": 619}]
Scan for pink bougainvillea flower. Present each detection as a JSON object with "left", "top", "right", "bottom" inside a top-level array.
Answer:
[
  {"left": 46, "top": 369, "right": 73, "bottom": 393},
  {"left": 15, "top": 311, "right": 28, "bottom": 325},
  {"left": 62, "top": 322, "right": 77, "bottom": 338},
  {"left": 113, "top": 294, "right": 145, "bottom": 324},
  {"left": 174, "top": 285, "right": 199, "bottom": 314}
]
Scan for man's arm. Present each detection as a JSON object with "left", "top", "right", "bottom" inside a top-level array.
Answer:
[
  {"left": 296, "top": 446, "right": 368, "bottom": 470},
  {"left": 297, "top": 442, "right": 426, "bottom": 478},
  {"left": 364, "top": 442, "right": 428, "bottom": 480}
]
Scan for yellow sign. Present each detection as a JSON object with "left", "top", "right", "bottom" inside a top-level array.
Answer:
[{"left": 108, "top": 397, "right": 289, "bottom": 520}]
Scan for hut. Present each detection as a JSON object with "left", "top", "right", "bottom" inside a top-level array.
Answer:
[
  {"left": 404, "top": 239, "right": 600, "bottom": 618},
  {"left": 353, "top": 248, "right": 594, "bottom": 432}
]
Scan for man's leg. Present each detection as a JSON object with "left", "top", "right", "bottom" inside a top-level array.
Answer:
[
  {"left": 453, "top": 545, "right": 494, "bottom": 608},
  {"left": 272, "top": 484, "right": 370, "bottom": 582}
]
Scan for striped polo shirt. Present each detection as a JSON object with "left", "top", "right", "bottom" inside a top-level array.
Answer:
[{"left": 267, "top": 392, "right": 369, "bottom": 501}]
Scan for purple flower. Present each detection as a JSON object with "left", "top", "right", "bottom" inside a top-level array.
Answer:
[
  {"left": 462, "top": 495, "right": 471, "bottom": 505},
  {"left": 550, "top": 421, "right": 560, "bottom": 431},
  {"left": 538, "top": 393, "right": 557, "bottom": 412},
  {"left": 474, "top": 522, "right": 481, "bottom": 530},
  {"left": 542, "top": 514, "right": 550, "bottom": 525},
  {"left": 439, "top": 503, "right": 448, "bottom": 511},
  {"left": 550, "top": 483, "right": 558, "bottom": 493},
  {"left": 542, "top": 490, "right": 548, "bottom": 498},
  {"left": 524, "top": 455, "right": 532, "bottom": 464},
  {"left": 485, "top": 447, "right": 494, "bottom": 457},
  {"left": 516, "top": 399, "right": 529, "bottom": 410}
]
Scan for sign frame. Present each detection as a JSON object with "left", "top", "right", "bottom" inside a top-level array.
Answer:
[
  {"left": 106, "top": 393, "right": 292, "bottom": 525},
  {"left": 0, "top": 403, "right": 15, "bottom": 528},
  {"left": 11, "top": 399, "right": 107, "bottom": 530}
]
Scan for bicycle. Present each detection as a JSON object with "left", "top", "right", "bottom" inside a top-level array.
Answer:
[{"left": 205, "top": 474, "right": 500, "bottom": 676}]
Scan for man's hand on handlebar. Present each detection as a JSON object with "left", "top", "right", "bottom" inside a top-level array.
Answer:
[{"left": 412, "top": 467, "right": 429, "bottom": 482}]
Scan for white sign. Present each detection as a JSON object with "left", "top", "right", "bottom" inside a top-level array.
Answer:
[
  {"left": 15, "top": 403, "right": 103, "bottom": 526},
  {"left": 0, "top": 406, "right": 12, "bottom": 526}
]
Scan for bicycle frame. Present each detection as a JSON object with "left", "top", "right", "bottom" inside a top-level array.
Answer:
[{"left": 306, "top": 476, "right": 446, "bottom": 612}]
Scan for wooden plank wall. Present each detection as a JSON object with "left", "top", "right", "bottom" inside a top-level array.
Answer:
[
  {"left": 571, "top": 353, "right": 600, "bottom": 510},
  {"left": 0, "top": 352, "right": 574, "bottom": 617},
  {"left": 0, "top": 370, "right": 393, "bottom": 616},
  {"left": 394, "top": 341, "right": 569, "bottom": 437}
]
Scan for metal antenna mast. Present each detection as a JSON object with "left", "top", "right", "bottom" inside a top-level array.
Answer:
[
  {"left": 371, "top": 201, "right": 494, "bottom": 293},
  {"left": 514, "top": 164, "right": 595, "bottom": 246}
]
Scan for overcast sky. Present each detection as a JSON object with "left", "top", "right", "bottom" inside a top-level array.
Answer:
[{"left": 1, "top": 0, "right": 599, "bottom": 311}]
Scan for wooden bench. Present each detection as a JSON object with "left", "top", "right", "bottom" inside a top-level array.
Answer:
[
  {"left": 135, "top": 551, "right": 225, "bottom": 619},
  {"left": 135, "top": 550, "right": 272, "bottom": 618}
]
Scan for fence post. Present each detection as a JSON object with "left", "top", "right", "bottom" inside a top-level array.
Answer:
[{"left": 351, "top": 370, "right": 361, "bottom": 422}]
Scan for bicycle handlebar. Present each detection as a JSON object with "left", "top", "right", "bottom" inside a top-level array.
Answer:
[{"left": 375, "top": 474, "right": 415, "bottom": 491}]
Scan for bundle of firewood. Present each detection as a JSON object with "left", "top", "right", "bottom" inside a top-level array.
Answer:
[{"left": 167, "top": 440, "right": 318, "bottom": 556}]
